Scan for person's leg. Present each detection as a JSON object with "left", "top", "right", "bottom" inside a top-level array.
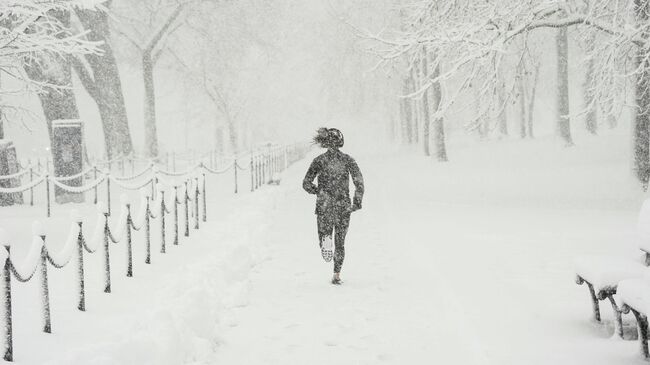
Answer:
[
  {"left": 317, "top": 213, "right": 334, "bottom": 248},
  {"left": 333, "top": 211, "right": 351, "bottom": 274}
]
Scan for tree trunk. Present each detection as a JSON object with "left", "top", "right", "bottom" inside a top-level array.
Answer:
[
  {"left": 410, "top": 68, "right": 420, "bottom": 144},
  {"left": 526, "top": 65, "right": 539, "bottom": 139},
  {"left": 402, "top": 78, "right": 414, "bottom": 144},
  {"left": 74, "top": 4, "right": 134, "bottom": 158},
  {"left": 556, "top": 26, "right": 574, "bottom": 146},
  {"left": 430, "top": 63, "right": 447, "bottom": 162},
  {"left": 421, "top": 53, "right": 431, "bottom": 156},
  {"left": 24, "top": 11, "right": 84, "bottom": 203},
  {"left": 518, "top": 73, "right": 526, "bottom": 138},
  {"left": 584, "top": 36, "right": 598, "bottom": 135},
  {"left": 634, "top": 0, "right": 650, "bottom": 187},
  {"left": 226, "top": 117, "right": 238, "bottom": 154},
  {"left": 142, "top": 52, "right": 159, "bottom": 157},
  {"left": 497, "top": 77, "right": 508, "bottom": 136}
]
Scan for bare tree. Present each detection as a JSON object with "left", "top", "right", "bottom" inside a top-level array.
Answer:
[
  {"left": 72, "top": 2, "right": 135, "bottom": 158},
  {"left": 112, "top": 0, "right": 187, "bottom": 157}
]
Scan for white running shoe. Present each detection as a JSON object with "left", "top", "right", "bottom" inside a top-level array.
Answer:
[{"left": 321, "top": 236, "right": 333, "bottom": 262}]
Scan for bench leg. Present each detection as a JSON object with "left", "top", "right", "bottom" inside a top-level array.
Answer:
[
  {"left": 576, "top": 276, "right": 601, "bottom": 322},
  {"left": 606, "top": 295, "right": 624, "bottom": 339},
  {"left": 586, "top": 282, "right": 601, "bottom": 322},
  {"left": 631, "top": 309, "right": 650, "bottom": 359}
]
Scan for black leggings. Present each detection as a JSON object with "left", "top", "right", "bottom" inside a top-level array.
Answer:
[{"left": 317, "top": 211, "right": 351, "bottom": 273}]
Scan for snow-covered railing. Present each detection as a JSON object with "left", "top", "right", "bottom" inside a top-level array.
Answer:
[
  {"left": 1, "top": 142, "right": 312, "bottom": 216},
  {"left": 0, "top": 141, "right": 312, "bottom": 362},
  {"left": 0, "top": 180, "right": 198, "bottom": 362}
]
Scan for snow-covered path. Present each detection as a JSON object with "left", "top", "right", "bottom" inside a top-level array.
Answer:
[
  {"left": 215, "top": 155, "right": 484, "bottom": 364},
  {"left": 214, "top": 144, "right": 644, "bottom": 365},
  {"left": 4, "top": 137, "right": 646, "bottom": 365}
]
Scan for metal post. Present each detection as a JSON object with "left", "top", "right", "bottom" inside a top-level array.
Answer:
[
  {"left": 194, "top": 178, "right": 199, "bottom": 230},
  {"left": 3, "top": 246, "right": 12, "bottom": 362},
  {"left": 126, "top": 205, "right": 133, "bottom": 277},
  {"left": 160, "top": 191, "right": 166, "bottom": 254},
  {"left": 39, "top": 241, "right": 51, "bottom": 333},
  {"left": 103, "top": 214, "right": 111, "bottom": 293},
  {"left": 173, "top": 187, "right": 179, "bottom": 245},
  {"left": 106, "top": 177, "right": 112, "bottom": 216},
  {"left": 93, "top": 166, "right": 98, "bottom": 204},
  {"left": 29, "top": 167, "right": 34, "bottom": 206},
  {"left": 45, "top": 174, "right": 51, "bottom": 218},
  {"left": 250, "top": 156, "right": 254, "bottom": 192},
  {"left": 77, "top": 222, "right": 85, "bottom": 311},
  {"left": 145, "top": 197, "right": 151, "bottom": 264},
  {"left": 234, "top": 159, "right": 239, "bottom": 194},
  {"left": 202, "top": 173, "right": 207, "bottom": 222},
  {"left": 184, "top": 182, "right": 190, "bottom": 237}
]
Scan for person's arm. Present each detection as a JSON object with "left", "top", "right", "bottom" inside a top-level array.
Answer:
[
  {"left": 302, "top": 158, "right": 320, "bottom": 194},
  {"left": 348, "top": 157, "right": 364, "bottom": 211}
]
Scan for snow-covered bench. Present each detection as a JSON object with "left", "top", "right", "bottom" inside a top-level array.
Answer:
[
  {"left": 619, "top": 278, "right": 650, "bottom": 358},
  {"left": 575, "top": 257, "right": 645, "bottom": 337},
  {"left": 574, "top": 199, "right": 650, "bottom": 338}
]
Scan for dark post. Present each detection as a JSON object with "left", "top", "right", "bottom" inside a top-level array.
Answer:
[
  {"left": 250, "top": 156, "right": 254, "bottom": 192},
  {"left": 46, "top": 174, "right": 51, "bottom": 218},
  {"left": 103, "top": 213, "right": 111, "bottom": 293},
  {"left": 106, "top": 177, "right": 111, "bottom": 216},
  {"left": 234, "top": 160, "right": 239, "bottom": 194},
  {"left": 77, "top": 222, "right": 85, "bottom": 311},
  {"left": 93, "top": 166, "right": 98, "bottom": 204},
  {"left": 160, "top": 190, "right": 166, "bottom": 254},
  {"left": 184, "top": 182, "right": 190, "bottom": 237},
  {"left": 29, "top": 166, "right": 34, "bottom": 206},
  {"left": 39, "top": 240, "right": 51, "bottom": 333},
  {"left": 126, "top": 204, "right": 133, "bottom": 277},
  {"left": 173, "top": 187, "right": 179, "bottom": 245},
  {"left": 145, "top": 196, "right": 151, "bottom": 264},
  {"left": 2, "top": 245, "right": 12, "bottom": 362},
  {"left": 194, "top": 178, "right": 199, "bottom": 230},
  {"left": 202, "top": 173, "right": 207, "bottom": 222}
]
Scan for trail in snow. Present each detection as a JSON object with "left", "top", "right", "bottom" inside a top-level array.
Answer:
[
  {"left": 3, "top": 134, "right": 645, "bottom": 364},
  {"left": 213, "top": 140, "right": 644, "bottom": 365}
]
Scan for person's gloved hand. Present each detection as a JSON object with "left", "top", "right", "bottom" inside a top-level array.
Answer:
[{"left": 351, "top": 198, "right": 362, "bottom": 212}]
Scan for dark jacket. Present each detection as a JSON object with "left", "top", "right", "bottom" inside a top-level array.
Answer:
[{"left": 303, "top": 148, "right": 364, "bottom": 215}]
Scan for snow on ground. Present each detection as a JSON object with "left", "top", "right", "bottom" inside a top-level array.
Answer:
[{"left": 1, "top": 128, "right": 649, "bottom": 364}]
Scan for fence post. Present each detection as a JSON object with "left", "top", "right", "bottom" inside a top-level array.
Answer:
[
  {"left": 160, "top": 189, "right": 166, "bottom": 254},
  {"left": 126, "top": 204, "right": 133, "bottom": 277},
  {"left": 29, "top": 166, "right": 34, "bottom": 206},
  {"left": 184, "top": 181, "right": 190, "bottom": 237},
  {"left": 103, "top": 213, "right": 111, "bottom": 293},
  {"left": 45, "top": 174, "right": 51, "bottom": 218},
  {"left": 39, "top": 238, "right": 51, "bottom": 333},
  {"left": 250, "top": 155, "right": 254, "bottom": 192},
  {"left": 2, "top": 245, "right": 12, "bottom": 362},
  {"left": 145, "top": 196, "right": 151, "bottom": 264},
  {"left": 194, "top": 178, "right": 199, "bottom": 230},
  {"left": 93, "top": 166, "right": 98, "bottom": 204},
  {"left": 77, "top": 222, "right": 86, "bottom": 311},
  {"left": 173, "top": 187, "right": 179, "bottom": 245},
  {"left": 234, "top": 159, "right": 238, "bottom": 194},
  {"left": 106, "top": 177, "right": 112, "bottom": 216},
  {"left": 202, "top": 173, "right": 207, "bottom": 222}
]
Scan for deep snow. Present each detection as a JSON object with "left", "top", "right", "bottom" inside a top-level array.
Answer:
[{"left": 0, "top": 128, "right": 648, "bottom": 364}]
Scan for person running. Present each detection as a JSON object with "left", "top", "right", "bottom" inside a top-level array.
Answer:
[{"left": 303, "top": 128, "right": 364, "bottom": 285}]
